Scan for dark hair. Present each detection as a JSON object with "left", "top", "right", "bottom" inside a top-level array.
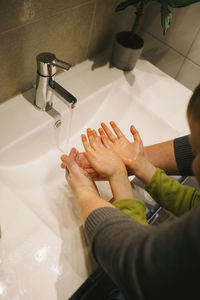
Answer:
[{"left": 187, "top": 84, "right": 200, "bottom": 121}]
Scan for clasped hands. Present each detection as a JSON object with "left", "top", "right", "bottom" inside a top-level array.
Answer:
[{"left": 60, "top": 121, "right": 156, "bottom": 202}]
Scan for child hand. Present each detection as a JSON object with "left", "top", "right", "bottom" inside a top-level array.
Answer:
[
  {"left": 60, "top": 151, "right": 99, "bottom": 200},
  {"left": 81, "top": 128, "right": 127, "bottom": 180},
  {"left": 65, "top": 148, "right": 106, "bottom": 181},
  {"left": 99, "top": 121, "right": 146, "bottom": 177}
]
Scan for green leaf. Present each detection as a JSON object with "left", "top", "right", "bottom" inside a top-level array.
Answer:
[
  {"left": 115, "top": 0, "right": 140, "bottom": 12},
  {"left": 161, "top": 3, "right": 172, "bottom": 35},
  {"left": 166, "top": 0, "right": 200, "bottom": 8}
]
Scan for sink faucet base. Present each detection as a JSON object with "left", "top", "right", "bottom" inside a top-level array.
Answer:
[{"left": 34, "top": 52, "right": 77, "bottom": 111}]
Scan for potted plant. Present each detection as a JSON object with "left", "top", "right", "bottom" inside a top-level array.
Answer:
[{"left": 111, "top": 0, "right": 200, "bottom": 71}]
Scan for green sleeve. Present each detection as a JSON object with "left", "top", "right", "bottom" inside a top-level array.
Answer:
[
  {"left": 113, "top": 198, "right": 148, "bottom": 225},
  {"left": 146, "top": 168, "right": 200, "bottom": 216}
]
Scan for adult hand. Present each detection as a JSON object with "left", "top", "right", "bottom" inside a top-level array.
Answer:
[
  {"left": 99, "top": 122, "right": 156, "bottom": 183},
  {"left": 60, "top": 148, "right": 99, "bottom": 200},
  {"left": 67, "top": 148, "right": 106, "bottom": 180},
  {"left": 81, "top": 128, "right": 127, "bottom": 180},
  {"left": 60, "top": 148, "right": 115, "bottom": 222},
  {"left": 99, "top": 121, "right": 145, "bottom": 175}
]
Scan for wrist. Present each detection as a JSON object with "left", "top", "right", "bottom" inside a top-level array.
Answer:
[
  {"left": 74, "top": 186, "right": 99, "bottom": 202},
  {"left": 75, "top": 189, "right": 114, "bottom": 223},
  {"left": 109, "top": 166, "right": 128, "bottom": 181},
  {"left": 109, "top": 171, "right": 128, "bottom": 184},
  {"left": 133, "top": 159, "right": 156, "bottom": 185},
  {"left": 109, "top": 172, "right": 134, "bottom": 201}
]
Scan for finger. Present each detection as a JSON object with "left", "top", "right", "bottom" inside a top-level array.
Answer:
[
  {"left": 60, "top": 155, "right": 73, "bottom": 177},
  {"left": 101, "top": 135, "right": 112, "bottom": 148},
  {"left": 98, "top": 129, "right": 112, "bottom": 148},
  {"left": 63, "top": 154, "right": 85, "bottom": 176},
  {"left": 69, "top": 147, "right": 78, "bottom": 160},
  {"left": 130, "top": 125, "right": 143, "bottom": 144},
  {"left": 61, "top": 154, "right": 68, "bottom": 164},
  {"left": 81, "top": 134, "right": 93, "bottom": 153},
  {"left": 87, "top": 128, "right": 98, "bottom": 150},
  {"left": 110, "top": 121, "right": 124, "bottom": 138},
  {"left": 92, "top": 129, "right": 103, "bottom": 147},
  {"left": 60, "top": 162, "right": 66, "bottom": 168},
  {"left": 65, "top": 166, "right": 69, "bottom": 176},
  {"left": 99, "top": 128, "right": 114, "bottom": 148},
  {"left": 77, "top": 152, "right": 90, "bottom": 168},
  {"left": 87, "top": 168, "right": 106, "bottom": 180},
  {"left": 86, "top": 167, "right": 97, "bottom": 174},
  {"left": 101, "top": 122, "right": 116, "bottom": 142},
  {"left": 61, "top": 154, "right": 73, "bottom": 170}
]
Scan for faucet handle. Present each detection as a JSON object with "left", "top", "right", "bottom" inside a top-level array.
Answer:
[
  {"left": 52, "top": 58, "right": 71, "bottom": 71},
  {"left": 36, "top": 52, "right": 71, "bottom": 77}
]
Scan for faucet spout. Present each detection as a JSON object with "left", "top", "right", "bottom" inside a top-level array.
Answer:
[
  {"left": 49, "top": 79, "right": 77, "bottom": 106},
  {"left": 34, "top": 52, "right": 77, "bottom": 111}
]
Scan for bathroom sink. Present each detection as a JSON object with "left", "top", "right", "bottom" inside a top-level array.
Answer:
[{"left": 0, "top": 57, "right": 191, "bottom": 299}]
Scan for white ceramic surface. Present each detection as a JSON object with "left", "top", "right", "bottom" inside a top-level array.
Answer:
[{"left": 0, "top": 56, "right": 192, "bottom": 299}]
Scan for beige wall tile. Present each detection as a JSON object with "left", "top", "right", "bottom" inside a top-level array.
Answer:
[
  {"left": 0, "top": 0, "right": 90, "bottom": 33},
  {"left": 88, "top": 0, "right": 135, "bottom": 57},
  {"left": 0, "top": 3, "right": 94, "bottom": 102},
  {"left": 188, "top": 29, "right": 200, "bottom": 66},
  {"left": 41, "top": 0, "right": 92, "bottom": 16},
  {"left": 176, "top": 59, "right": 200, "bottom": 91},
  {"left": 2, "top": 0, "right": 200, "bottom": 103},
  {"left": 142, "top": 2, "right": 200, "bottom": 56},
  {"left": 0, "top": 0, "right": 42, "bottom": 33},
  {"left": 140, "top": 2, "right": 200, "bottom": 91},
  {"left": 142, "top": 33, "right": 185, "bottom": 78}
]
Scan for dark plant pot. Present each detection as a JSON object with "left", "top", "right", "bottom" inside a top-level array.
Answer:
[{"left": 111, "top": 31, "right": 144, "bottom": 71}]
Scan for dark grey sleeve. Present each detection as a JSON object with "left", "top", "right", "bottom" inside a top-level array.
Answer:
[
  {"left": 174, "top": 135, "right": 194, "bottom": 175},
  {"left": 85, "top": 206, "right": 200, "bottom": 300}
]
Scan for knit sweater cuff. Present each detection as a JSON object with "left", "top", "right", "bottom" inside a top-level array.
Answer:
[
  {"left": 84, "top": 207, "right": 128, "bottom": 245},
  {"left": 174, "top": 135, "right": 194, "bottom": 175}
]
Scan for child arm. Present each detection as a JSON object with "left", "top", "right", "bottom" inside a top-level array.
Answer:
[{"left": 146, "top": 168, "right": 200, "bottom": 216}]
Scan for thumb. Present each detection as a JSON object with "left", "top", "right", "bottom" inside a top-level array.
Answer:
[
  {"left": 69, "top": 147, "right": 79, "bottom": 160},
  {"left": 61, "top": 154, "right": 84, "bottom": 178},
  {"left": 130, "top": 125, "right": 142, "bottom": 144}
]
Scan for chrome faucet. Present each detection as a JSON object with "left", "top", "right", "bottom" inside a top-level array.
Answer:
[{"left": 34, "top": 52, "right": 77, "bottom": 111}]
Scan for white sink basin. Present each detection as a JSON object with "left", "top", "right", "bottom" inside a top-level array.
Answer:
[{"left": 0, "top": 57, "right": 191, "bottom": 299}]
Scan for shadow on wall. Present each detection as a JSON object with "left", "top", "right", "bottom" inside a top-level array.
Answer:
[
  {"left": 89, "top": 48, "right": 136, "bottom": 87},
  {"left": 89, "top": 48, "right": 113, "bottom": 71},
  {"left": 88, "top": 2, "right": 161, "bottom": 78}
]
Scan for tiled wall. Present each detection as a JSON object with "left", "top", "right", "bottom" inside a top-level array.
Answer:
[
  {"left": 2, "top": 1, "right": 199, "bottom": 104},
  {"left": 0, "top": 0, "right": 133, "bottom": 103},
  {"left": 141, "top": 2, "right": 200, "bottom": 91}
]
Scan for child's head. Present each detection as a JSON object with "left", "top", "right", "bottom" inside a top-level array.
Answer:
[{"left": 187, "top": 84, "right": 200, "bottom": 182}]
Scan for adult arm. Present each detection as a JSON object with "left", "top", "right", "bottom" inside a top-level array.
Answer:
[
  {"left": 60, "top": 151, "right": 115, "bottom": 223},
  {"left": 85, "top": 206, "right": 200, "bottom": 300},
  {"left": 97, "top": 124, "right": 199, "bottom": 216},
  {"left": 144, "top": 139, "right": 178, "bottom": 174},
  {"left": 74, "top": 134, "right": 194, "bottom": 178},
  {"left": 145, "top": 135, "right": 194, "bottom": 175}
]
